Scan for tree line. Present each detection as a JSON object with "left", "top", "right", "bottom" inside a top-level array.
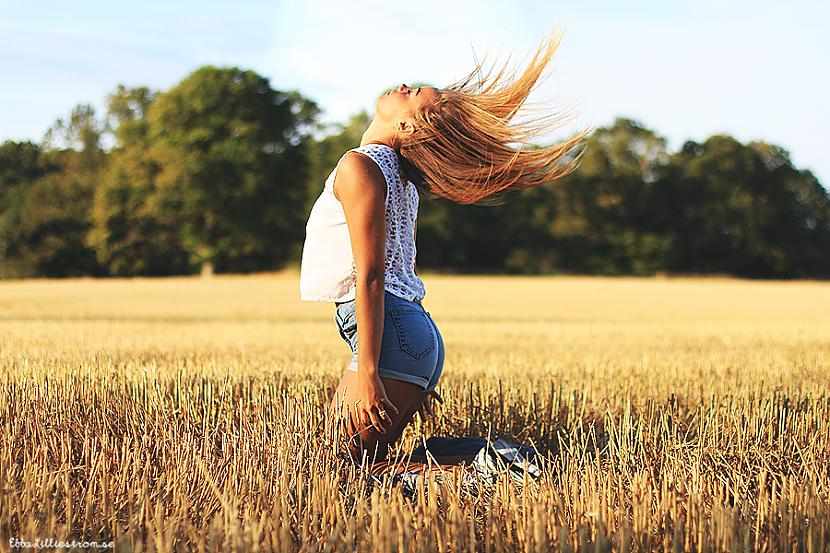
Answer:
[{"left": 1, "top": 65, "right": 828, "bottom": 280}]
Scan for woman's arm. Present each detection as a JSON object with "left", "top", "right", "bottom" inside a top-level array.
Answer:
[{"left": 333, "top": 152, "right": 398, "bottom": 433}]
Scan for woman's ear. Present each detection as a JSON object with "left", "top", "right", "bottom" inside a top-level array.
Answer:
[{"left": 397, "top": 120, "right": 415, "bottom": 137}]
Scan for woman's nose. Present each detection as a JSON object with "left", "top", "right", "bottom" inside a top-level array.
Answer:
[{"left": 397, "top": 83, "right": 408, "bottom": 93}]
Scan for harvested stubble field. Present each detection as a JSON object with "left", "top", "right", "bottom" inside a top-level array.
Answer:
[{"left": 0, "top": 271, "right": 829, "bottom": 552}]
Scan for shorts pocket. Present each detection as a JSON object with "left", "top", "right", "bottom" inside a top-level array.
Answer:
[{"left": 390, "top": 308, "right": 436, "bottom": 359}]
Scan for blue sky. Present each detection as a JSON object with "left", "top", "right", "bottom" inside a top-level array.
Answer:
[{"left": 1, "top": 0, "right": 827, "bottom": 188}]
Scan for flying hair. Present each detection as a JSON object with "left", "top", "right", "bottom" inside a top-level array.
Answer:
[{"left": 395, "top": 28, "right": 593, "bottom": 206}]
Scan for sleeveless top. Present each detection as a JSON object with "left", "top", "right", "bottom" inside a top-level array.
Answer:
[{"left": 299, "top": 143, "right": 426, "bottom": 303}]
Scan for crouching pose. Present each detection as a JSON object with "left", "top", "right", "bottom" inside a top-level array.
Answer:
[{"left": 299, "top": 30, "right": 590, "bottom": 463}]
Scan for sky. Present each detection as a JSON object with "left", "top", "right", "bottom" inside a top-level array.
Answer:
[{"left": 1, "top": 0, "right": 827, "bottom": 188}]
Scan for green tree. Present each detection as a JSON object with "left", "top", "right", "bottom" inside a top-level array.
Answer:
[
  {"left": 0, "top": 141, "right": 52, "bottom": 277},
  {"left": 655, "top": 136, "right": 830, "bottom": 277},
  {"left": 12, "top": 104, "right": 105, "bottom": 276},
  {"left": 548, "top": 117, "right": 672, "bottom": 274},
  {"left": 414, "top": 186, "right": 561, "bottom": 275},
  {"left": 145, "top": 66, "right": 319, "bottom": 275},
  {"left": 86, "top": 85, "right": 190, "bottom": 276}
]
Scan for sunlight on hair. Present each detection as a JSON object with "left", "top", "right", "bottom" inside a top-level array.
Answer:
[{"left": 398, "top": 28, "right": 593, "bottom": 206}]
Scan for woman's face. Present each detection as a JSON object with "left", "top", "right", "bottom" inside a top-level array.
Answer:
[{"left": 375, "top": 83, "right": 441, "bottom": 126}]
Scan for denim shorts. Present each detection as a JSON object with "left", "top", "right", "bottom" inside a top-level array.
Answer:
[{"left": 334, "top": 290, "right": 444, "bottom": 391}]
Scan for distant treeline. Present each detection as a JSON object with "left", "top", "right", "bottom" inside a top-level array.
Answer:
[{"left": 1, "top": 66, "right": 828, "bottom": 279}]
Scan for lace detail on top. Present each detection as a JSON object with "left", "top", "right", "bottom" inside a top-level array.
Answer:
[
  {"left": 298, "top": 143, "right": 426, "bottom": 303},
  {"left": 347, "top": 143, "right": 425, "bottom": 302}
]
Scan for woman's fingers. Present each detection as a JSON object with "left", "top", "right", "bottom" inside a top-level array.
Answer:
[
  {"left": 346, "top": 410, "right": 359, "bottom": 437},
  {"left": 347, "top": 404, "right": 390, "bottom": 435},
  {"left": 374, "top": 380, "right": 398, "bottom": 416},
  {"left": 378, "top": 404, "right": 394, "bottom": 427},
  {"left": 370, "top": 403, "right": 392, "bottom": 434},
  {"left": 346, "top": 393, "right": 408, "bottom": 436},
  {"left": 417, "top": 396, "right": 432, "bottom": 422},
  {"left": 382, "top": 396, "right": 400, "bottom": 416}
]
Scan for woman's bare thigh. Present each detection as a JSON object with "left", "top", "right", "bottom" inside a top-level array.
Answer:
[{"left": 329, "top": 368, "right": 429, "bottom": 461}]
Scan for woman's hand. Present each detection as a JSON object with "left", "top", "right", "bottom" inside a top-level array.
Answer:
[
  {"left": 417, "top": 390, "right": 443, "bottom": 422},
  {"left": 416, "top": 395, "right": 435, "bottom": 422},
  {"left": 350, "top": 370, "right": 399, "bottom": 435}
]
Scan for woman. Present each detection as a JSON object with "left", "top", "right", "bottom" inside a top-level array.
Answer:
[{"left": 300, "top": 30, "right": 590, "bottom": 463}]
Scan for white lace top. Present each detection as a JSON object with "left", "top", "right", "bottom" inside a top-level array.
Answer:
[{"left": 299, "top": 143, "right": 426, "bottom": 303}]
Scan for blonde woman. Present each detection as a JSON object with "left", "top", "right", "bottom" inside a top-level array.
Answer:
[{"left": 300, "top": 31, "right": 590, "bottom": 464}]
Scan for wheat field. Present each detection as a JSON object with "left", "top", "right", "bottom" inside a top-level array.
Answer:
[{"left": 0, "top": 271, "right": 828, "bottom": 552}]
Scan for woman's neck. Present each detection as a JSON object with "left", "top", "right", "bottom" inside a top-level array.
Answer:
[{"left": 360, "top": 118, "right": 395, "bottom": 148}]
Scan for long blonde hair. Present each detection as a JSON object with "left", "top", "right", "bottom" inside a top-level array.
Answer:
[{"left": 396, "top": 29, "right": 592, "bottom": 206}]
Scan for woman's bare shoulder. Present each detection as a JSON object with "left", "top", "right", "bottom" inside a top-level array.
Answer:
[{"left": 333, "top": 150, "right": 386, "bottom": 203}]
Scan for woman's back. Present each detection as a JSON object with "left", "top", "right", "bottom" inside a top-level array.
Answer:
[{"left": 299, "top": 142, "right": 425, "bottom": 303}]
